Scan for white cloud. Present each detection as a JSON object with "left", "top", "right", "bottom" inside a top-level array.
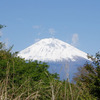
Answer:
[
  {"left": 49, "top": 28, "right": 56, "bottom": 37},
  {"left": 17, "top": 18, "right": 23, "bottom": 21},
  {"left": 71, "top": 33, "right": 79, "bottom": 46},
  {"left": 37, "top": 32, "right": 42, "bottom": 36},
  {"left": 32, "top": 25, "right": 41, "bottom": 29},
  {"left": 34, "top": 38, "right": 40, "bottom": 42}
]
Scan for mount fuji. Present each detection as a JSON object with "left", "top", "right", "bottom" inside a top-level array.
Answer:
[{"left": 18, "top": 38, "right": 89, "bottom": 80}]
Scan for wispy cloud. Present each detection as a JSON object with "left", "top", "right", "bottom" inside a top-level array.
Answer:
[
  {"left": 71, "top": 33, "right": 79, "bottom": 46},
  {"left": 16, "top": 18, "right": 24, "bottom": 22},
  {"left": 48, "top": 28, "right": 56, "bottom": 37},
  {"left": 37, "top": 32, "right": 42, "bottom": 36},
  {"left": 32, "top": 25, "right": 41, "bottom": 29},
  {"left": 34, "top": 38, "right": 40, "bottom": 42}
]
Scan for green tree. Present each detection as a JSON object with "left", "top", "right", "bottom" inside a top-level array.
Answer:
[
  {"left": 0, "top": 24, "right": 6, "bottom": 29},
  {"left": 0, "top": 24, "right": 6, "bottom": 49},
  {"left": 73, "top": 52, "right": 100, "bottom": 99}
]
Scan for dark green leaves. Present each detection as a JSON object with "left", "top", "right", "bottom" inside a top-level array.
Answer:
[{"left": 74, "top": 52, "right": 100, "bottom": 99}]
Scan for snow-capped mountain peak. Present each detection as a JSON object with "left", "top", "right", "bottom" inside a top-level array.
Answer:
[
  {"left": 18, "top": 38, "right": 88, "bottom": 62},
  {"left": 18, "top": 38, "right": 90, "bottom": 80}
]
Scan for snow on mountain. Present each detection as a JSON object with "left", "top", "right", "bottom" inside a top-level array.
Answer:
[
  {"left": 18, "top": 38, "right": 89, "bottom": 80},
  {"left": 18, "top": 38, "right": 88, "bottom": 61}
]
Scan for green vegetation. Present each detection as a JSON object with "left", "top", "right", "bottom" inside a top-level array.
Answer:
[
  {"left": 0, "top": 25, "right": 98, "bottom": 99},
  {"left": 73, "top": 53, "right": 100, "bottom": 99},
  {"left": 0, "top": 24, "right": 6, "bottom": 29}
]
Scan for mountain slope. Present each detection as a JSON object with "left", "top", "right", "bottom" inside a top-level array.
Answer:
[{"left": 18, "top": 38, "right": 89, "bottom": 80}]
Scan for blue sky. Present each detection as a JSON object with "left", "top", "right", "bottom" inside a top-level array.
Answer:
[{"left": 0, "top": 0, "right": 100, "bottom": 55}]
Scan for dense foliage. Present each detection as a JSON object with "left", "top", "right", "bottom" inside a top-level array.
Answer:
[
  {"left": 74, "top": 52, "right": 100, "bottom": 99},
  {"left": 0, "top": 24, "right": 6, "bottom": 30}
]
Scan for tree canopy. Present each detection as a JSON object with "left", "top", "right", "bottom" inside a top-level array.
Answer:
[{"left": 74, "top": 52, "right": 100, "bottom": 99}]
